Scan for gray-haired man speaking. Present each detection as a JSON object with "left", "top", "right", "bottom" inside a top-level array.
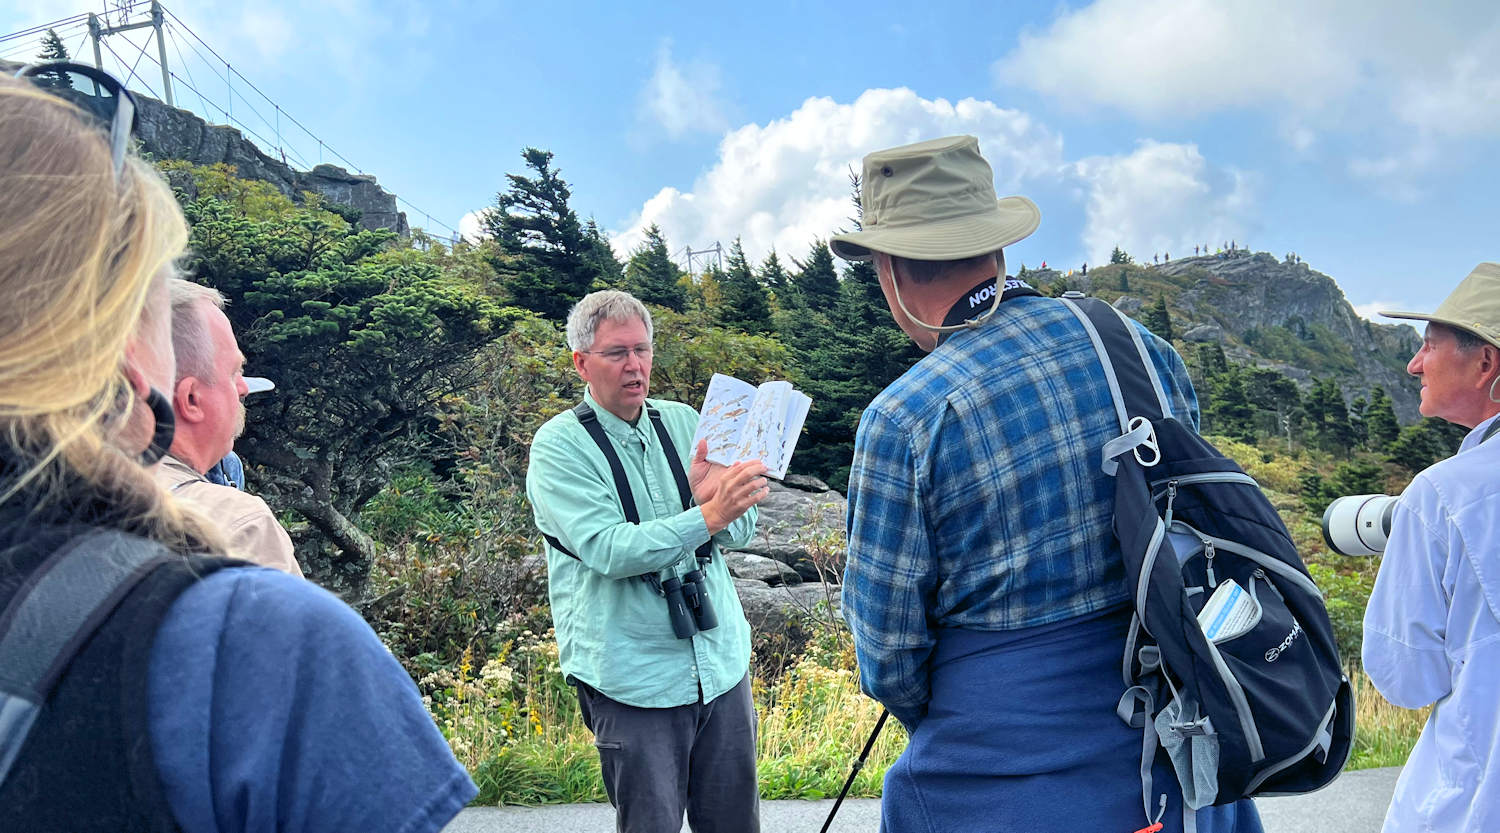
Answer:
[{"left": 526, "top": 290, "right": 768, "bottom": 833}]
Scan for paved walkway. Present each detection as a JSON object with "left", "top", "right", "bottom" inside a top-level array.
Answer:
[{"left": 444, "top": 766, "right": 1400, "bottom": 833}]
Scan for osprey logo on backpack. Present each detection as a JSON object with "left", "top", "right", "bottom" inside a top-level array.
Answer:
[
  {"left": 1060, "top": 296, "right": 1354, "bottom": 831},
  {"left": 1265, "top": 620, "right": 1303, "bottom": 663}
]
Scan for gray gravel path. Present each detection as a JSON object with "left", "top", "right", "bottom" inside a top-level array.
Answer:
[{"left": 444, "top": 766, "right": 1400, "bottom": 832}]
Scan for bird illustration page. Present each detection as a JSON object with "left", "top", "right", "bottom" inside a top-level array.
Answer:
[{"left": 691, "top": 373, "right": 811, "bottom": 480}]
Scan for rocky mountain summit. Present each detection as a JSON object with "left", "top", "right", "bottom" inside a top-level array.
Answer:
[{"left": 1107, "top": 252, "right": 1423, "bottom": 421}]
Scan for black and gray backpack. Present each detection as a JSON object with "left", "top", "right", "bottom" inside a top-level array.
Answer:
[{"left": 1059, "top": 296, "right": 1354, "bottom": 829}]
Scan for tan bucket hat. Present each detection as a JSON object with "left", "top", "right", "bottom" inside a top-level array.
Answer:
[
  {"left": 830, "top": 135, "right": 1041, "bottom": 262},
  {"left": 1380, "top": 262, "right": 1500, "bottom": 349}
]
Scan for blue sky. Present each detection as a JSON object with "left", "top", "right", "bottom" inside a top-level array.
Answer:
[{"left": 5, "top": 0, "right": 1498, "bottom": 318}]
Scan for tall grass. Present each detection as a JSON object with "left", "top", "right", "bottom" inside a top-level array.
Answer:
[
  {"left": 1350, "top": 669, "right": 1428, "bottom": 770},
  {"left": 430, "top": 631, "right": 1422, "bottom": 805}
]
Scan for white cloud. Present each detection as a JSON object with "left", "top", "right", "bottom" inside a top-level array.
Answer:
[
  {"left": 612, "top": 88, "right": 1065, "bottom": 264},
  {"left": 994, "top": 0, "right": 1362, "bottom": 119},
  {"left": 993, "top": 1, "right": 1500, "bottom": 179},
  {"left": 1072, "top": 140, "right": 1256, "bottom": 265},
  {"left": 458, "top": 209, "right": 488, "bottom": 244},
  {"left": 1351, "top": 300, "right": 1407, "bottom": 322},
  {"left": 638, "top": 41, "right": 728, "bottom": 140}
]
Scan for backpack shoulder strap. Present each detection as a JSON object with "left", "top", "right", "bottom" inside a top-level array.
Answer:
[
  {"left": 646, "top": 406, "right": 714, "bottom": 564},
  {"left": 0, "top": 530, "right": 173, "bottom": 786},
  {"left": 542, "top": 401, "right": 639, "bottom": 561},
  {"left": 1060, "top": 297, "right": 1173, "bottom": 422},
  {"left": 1059, "top": 297, "right": 1178, "bottom": 475}
]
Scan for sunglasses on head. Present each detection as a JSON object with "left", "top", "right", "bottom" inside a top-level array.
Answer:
[{"left": 14, "top": 61, "right": 138, "bottom": 182}]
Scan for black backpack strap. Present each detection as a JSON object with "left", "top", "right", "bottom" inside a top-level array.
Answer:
[
  {"left": 0, "top": 530, "right": 174, "bottom": 786},
  {"left": 646, "top": 406, "right": 713, "bottom": 564},
  {"left": 543, "top": 401, "right": 641, "bottom": 562},
  {"left": 1059, "top": 297, "right": 1176, "bottom": 475},
  {"left": 575, "top": 402, "right": 638, "bottom": 524},
  {"left": 544, "top": 402, "right": 703, "bottom": 585}
]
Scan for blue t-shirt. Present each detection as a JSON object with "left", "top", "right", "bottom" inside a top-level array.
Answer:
[{"left": 148, "top": 567, "right": 477, "bottom": 832}]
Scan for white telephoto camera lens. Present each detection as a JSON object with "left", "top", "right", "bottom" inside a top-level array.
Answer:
[{"left": 1321, "top": 494, "right": 1399, "bottom": 556}]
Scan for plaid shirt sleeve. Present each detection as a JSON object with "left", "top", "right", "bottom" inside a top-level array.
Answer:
[{"left": 841, "top": 406, "right": 939, "bottom": 730}]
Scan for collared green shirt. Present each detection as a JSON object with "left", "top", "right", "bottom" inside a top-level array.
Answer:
[{"left": 526, "top": 388, "right": 756, "bottom": 707}]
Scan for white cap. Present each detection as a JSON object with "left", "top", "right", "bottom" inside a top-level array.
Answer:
[{"left": 243, "top": 376, "right": 275, "bottom": 395}]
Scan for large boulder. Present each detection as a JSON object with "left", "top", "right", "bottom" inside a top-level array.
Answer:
[
  {"left": 726, "top": 479, "right": 847, "bottom": 582},
  {"left": 724, "top": 551, "right": 802, "bottom": 586},
  {"left": 733, "top": 578, "right": 841, "bottom": 635}
]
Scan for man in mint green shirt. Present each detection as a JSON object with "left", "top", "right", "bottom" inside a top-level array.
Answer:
[{"left": 527, "top": 290, "right": 768, "bottom": 833}]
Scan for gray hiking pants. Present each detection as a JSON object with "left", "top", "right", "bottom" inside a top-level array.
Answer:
[{"left": 574, "top": 673, "right": 760, "bottom": 833}]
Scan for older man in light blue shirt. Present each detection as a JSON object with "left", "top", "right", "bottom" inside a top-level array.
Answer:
[
  {"left": 527, "top": 290, "right": 769, "bottom": 833},
  {"left": 1365, "top": 263, "right": 1500, "bottom": 833}
]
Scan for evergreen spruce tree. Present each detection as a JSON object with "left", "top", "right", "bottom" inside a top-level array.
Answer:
[
  {"left": 790, "top": 241, "right": 840, "bottom": 310},
  {"left": 1387, "top": 418, "right": 1467, "bottom": 474},
  {"left": 715, "top": 239, "right": 772, "bottom": 334},
  {"left": 1205, "top": 368, "right": 1256, "bottom": 442},
  {"left": 1348, "top": 396, "right": 1370, "bottom": 451},
  {"left": 1141, "top": 295, "right": 1175, "bottom": 341},
  {"left": 1306, "top": 378, "right": 1356, "bottom": 453},
  {"left": 624, "top": 224, "right": 686, "bottom": 311},
  {"left": 1110, "top": 246, "right": 1133, "bottom": 265},
  {"left": 481, "top": 148, "right": 596, "bottom": 319},
  {"left": 1196, "top": 343, "right": 1229, "bottom": 379},
  {"left": 759, "top": 250, "right": 791, "bottom": 307},
  {"left": 34, "top": 30, "right": 73, "bottom": 89},
  {"left": 1363, "top": 385, "right": 1401, "bottom": 452},
  {"left": 582, "top": 218, "right": 624, "bottom": 290}
]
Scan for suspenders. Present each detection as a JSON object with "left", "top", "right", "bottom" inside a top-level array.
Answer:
[{"left": 540, "top": 401, "right": 713, "bottom": 576}]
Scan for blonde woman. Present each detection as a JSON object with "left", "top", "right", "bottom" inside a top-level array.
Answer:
[{"left": 0, "top": 69, "right": 475, "bottom": 831}]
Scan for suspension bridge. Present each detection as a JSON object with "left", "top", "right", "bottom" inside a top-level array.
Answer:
[{"left": 2, "top": 1, "right": 463, "bottom": 247}]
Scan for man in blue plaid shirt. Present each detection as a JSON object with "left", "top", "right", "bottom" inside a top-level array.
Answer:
[{"left": 830, "top": 136, "right": 1260, "bottom": 833}]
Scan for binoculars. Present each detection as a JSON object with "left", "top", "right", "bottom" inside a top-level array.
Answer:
[{"left": 662, "top": 569, "right": 718, "bottom": 639}]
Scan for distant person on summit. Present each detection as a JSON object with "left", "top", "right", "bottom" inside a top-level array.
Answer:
[
  {"left": 832, "top": 134, "right": 1262, "bottom": 833},
  {"left": 1365, "top": 263, "right": 1500, "bottom": 833}
]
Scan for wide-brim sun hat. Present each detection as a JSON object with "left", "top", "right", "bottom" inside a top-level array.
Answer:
[
  {"left": 830, "top": 134, "right": 1041, "bottom": 262},
  {"left": 1380, "top": 262, "right": 1500, "bottom": 349}
]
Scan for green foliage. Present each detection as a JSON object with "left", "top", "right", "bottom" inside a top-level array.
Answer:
[
  {"left": 648, "top": 306, "right": 794, "bottom": 404},
  {"left": 715, "top": 239, "right": 773, "bottom": 334},
  {"left": 482, "top": 148, "right": 599, "bottom": 319},
  {"left": 1243, "top": 321, "right": 1357, "bottom": 375},
  {"left": 1363, "top": 386, "right": 1401, "bottom": 452},
  {"left": 37, "top": 28, "right": 70, "bottom": 66},
  {"left": 790, "top": 242, "right": 840, "bottom": 310},
  {"left": 759, "top": 250, "right": 791, "bottom": 303},
  {"left": 1204, "top": 371, "right": 1256, "bottom": 442},
  {"left": 778, "top": 258, "right": 922, "bottom": 491},
  {"left": 1305, "top": 378, "right": 1356, "bottom": 453},
  {"left": 624, "top": 224, "right": 686, "bottom": 311},
  {"left": 1110, "top": 246, "right": 1133, "bottom": 265},
  {"left": 1387, "top": 417, "right": 1466, "bottom": 474},
  {"left": 1140, "top": 295, "right": 1174, "bottom": 342},
  {"left": 176, "top": 172, "right": 517, "bottom": 587}
]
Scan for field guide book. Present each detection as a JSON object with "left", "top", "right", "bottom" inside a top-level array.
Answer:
[{"left": 691, "top": 373, "right": 811, "bottom": 480}]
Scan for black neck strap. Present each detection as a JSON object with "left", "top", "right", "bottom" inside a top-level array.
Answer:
[
  {"left": 934, "top": 276, "right": 1042, "bottom": 347},
  {"left": 542, "top": 401, "right": 713, "bottom": 578},
  {"left": 1481, "top": 417, "right": 1500, "bottom": 445}
]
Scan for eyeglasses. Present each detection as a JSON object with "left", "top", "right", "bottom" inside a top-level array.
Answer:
[
  {"left": 14, "top": 61, "right": 138, "bottom": 182},
  {"left": 583, "top": 345, "right": 654, "bottom": 363}
]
